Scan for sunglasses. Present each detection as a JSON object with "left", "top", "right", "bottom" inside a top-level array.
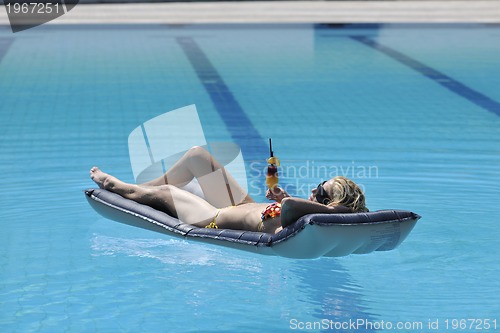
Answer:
[{"left": 315, "top": 181, "right": 331, "bottom": 204}]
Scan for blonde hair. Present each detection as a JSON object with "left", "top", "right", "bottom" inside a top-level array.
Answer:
[{"left": 325, "top": 176, "right": 368, "bottom": 212}]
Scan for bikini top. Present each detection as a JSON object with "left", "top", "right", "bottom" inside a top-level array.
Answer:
[{"left": 261, "top": 202, "right": 282, "bottom": 221}]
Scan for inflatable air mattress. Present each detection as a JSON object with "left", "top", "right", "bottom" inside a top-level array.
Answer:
[{"left": 85, "top": 188, "right": 420, "bottom": 259}]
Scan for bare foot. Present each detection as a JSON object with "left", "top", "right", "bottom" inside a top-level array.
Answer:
[{"left": 90, "top": 166, "right": 109, "bottom": 189}]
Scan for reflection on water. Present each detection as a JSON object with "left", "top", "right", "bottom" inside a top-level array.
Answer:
[
  {"left": 290, "top": 261, "right": 378, "bottom": 333},
  {"left": 91, "top": 234, "right": 263, "bottom": 272},
  {"left": 91, "top": 233, "right": 377, "bottom": 332}
]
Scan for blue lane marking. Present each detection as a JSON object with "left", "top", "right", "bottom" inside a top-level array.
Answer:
[
  {"left": 140, "top": 124, "right": 155, "bottom": 165},
  {"left": 176, "top": 36, "right": 267, "bottom": 159},
  {"left": 176, "top": 36, "right": 296, "bottom": 196},
  {"left": 0, "top": 38, "right": 14, "bottom": 63},
  {"left": 176, "top": 37, "right": 269, "bottom": 194},
  {"left": 351, "top": 36, "right": 500, "bottom": 117}
]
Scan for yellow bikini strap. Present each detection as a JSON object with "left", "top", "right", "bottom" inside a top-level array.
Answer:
[{"left": 205, "top": 209, "right": 221, "bottom": 229}]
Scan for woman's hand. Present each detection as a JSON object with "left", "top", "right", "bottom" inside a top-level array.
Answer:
[{"left": 265, "top": 187, "right": 290, "bottom": 203}]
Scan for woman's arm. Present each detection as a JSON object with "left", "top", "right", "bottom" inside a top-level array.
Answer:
[{"left": 280, "top": 197, "right": 351, "bottom": 228}]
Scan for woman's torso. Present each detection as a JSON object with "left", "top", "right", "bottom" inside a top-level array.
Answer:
[{"left": 217, "top": 203, "right": 282, "bottom": 233}]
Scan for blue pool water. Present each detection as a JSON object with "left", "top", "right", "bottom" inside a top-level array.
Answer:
[{"left": 0, "top": 23, "right": 499, "bottom": 332}]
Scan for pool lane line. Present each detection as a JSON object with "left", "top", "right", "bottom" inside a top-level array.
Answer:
[
  {"left": 0, "top": 38, "right": 14, "bottom": 64},
  {"left": 175, "top": 36, "right": 268, "bottom": 159},
  {"left": 351, "top": 36, "right": 500, "bottom": 117},
  {"left": 176, "top": 36, "right": 298, "bottom": 195}
]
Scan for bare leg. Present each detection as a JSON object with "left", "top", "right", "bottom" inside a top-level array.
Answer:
[
  {"left": 90, "top": 167, "right": 218, "bottom": 227},
  {"left": 140, "top": 146, "right": 254, "bottom": 207},
  {"left": 140, "top": 146, "right": 235, "bottom": 187}
]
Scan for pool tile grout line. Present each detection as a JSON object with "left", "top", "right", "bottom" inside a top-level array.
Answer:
[
  {"left": 175, "top": 36, "right": 268, "bottom": 159},
  {"left": 351, "top": 36, "right": 500, "bottom": 117}
]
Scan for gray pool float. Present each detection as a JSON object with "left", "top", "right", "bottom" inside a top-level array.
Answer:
[{"left": 85, "top": 188, "right": 420, "bottom": 259}]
